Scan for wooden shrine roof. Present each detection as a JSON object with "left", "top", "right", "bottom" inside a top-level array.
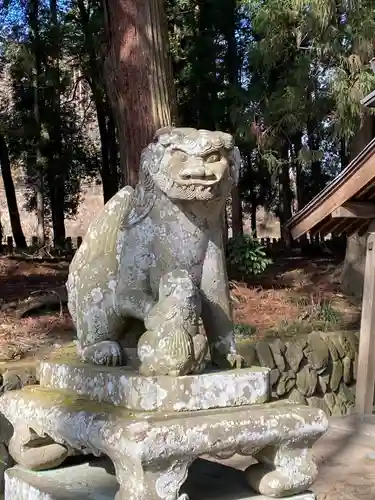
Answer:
[{"left": 284, "top": 136, "right": 375, "bottom": 240}]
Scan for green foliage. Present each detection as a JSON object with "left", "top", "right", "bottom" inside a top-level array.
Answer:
[
  {"left": 227, "top": 234, "right": 272, "bottom": 277},
  {"left": 294, "top": 294, "right": 343, "bottom": 325},
  {"left": 234, "top": 323, "right": 257, "bottom": 339}
]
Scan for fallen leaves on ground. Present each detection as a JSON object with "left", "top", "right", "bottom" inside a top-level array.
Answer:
[{"left": 0, "top": 255, "right": 362, "bottom": 360}]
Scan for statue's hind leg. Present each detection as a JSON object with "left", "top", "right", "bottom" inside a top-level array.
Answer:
[
  {"left": 67, "top": 271, "right": 127, "bottom": 366},
  {"left": 67, "top": 267, "right": 156, "bottom": 366},
  {"left": 75, "top": 291, "right": 127, "bottom": 366},
  {"left": 73, "top": 295, "right": 156, "bottom": 367}
]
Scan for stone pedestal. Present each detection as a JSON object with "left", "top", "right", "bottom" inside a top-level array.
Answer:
[
  {"left": 39, "top": 360, "right": 270, "bottom": 411},
  {"left": 0, "top": 360, "right": 328, "bottom": 500},
  {"left": 4, "top": 459, "right": 317, "bottom": 500}
]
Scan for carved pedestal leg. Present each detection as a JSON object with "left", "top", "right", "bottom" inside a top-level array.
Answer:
[
  {"left": 8, "top": 425, "right": 70, "bottom": 471},
  {"left": 0, "top": 443, "right": 12, "bottom": 491},
  {"left": 245, "top": 442, "right": 317, "bottom": 498},
  {"left": 112, "top": 458, "right": 191, "bottom": 500}
]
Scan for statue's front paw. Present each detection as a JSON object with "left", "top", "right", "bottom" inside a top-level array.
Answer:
[
  {"left": 227, "top": 353, "right": 244, "bottom": 369},
  {"left": 191, "top": 334, "right": 208, "bottom": 374},
  {"left": 211, "top": 350, "right": 244, "bottom": 370},
  {"left": 80, "top": 341, "right": 125, "bottom": 366}
]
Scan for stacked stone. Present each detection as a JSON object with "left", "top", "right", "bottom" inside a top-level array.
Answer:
[{"left": 240, "top": 331, "right": 359, "bottom": 416}]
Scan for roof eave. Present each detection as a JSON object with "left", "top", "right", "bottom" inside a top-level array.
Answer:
[
  {"left": 284, "top": 137, "right": 375, "bottom": 236},
  {"left": 361, "top": 89, "right": 375, "bottom": 108}
]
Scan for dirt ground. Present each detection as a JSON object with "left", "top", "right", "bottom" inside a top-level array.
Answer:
[
  {"left": 312, "top": 427, "right": 375, "bottom": 500},
  {"left": 0, "top": 254, "right": 361, "bottom": 362},
  {"left": 0, "top": 257, "right": 72, "bottom": 361},
  {"left": 216, "top": 423, "right": 375, "bottom": 500}
]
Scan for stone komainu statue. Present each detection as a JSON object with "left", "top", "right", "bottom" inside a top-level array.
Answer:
[{"left": 66, "top": 126, "right": 243, "bottom": 373}]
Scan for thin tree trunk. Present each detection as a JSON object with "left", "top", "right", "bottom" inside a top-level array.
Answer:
[
  {"left": 0, "top": 134, "right": 27, "bottom": 248},
  {"left": 307, "top": 122, "right": 323, "bottom": 203},
  {"left": 280, "top": 163, "right": 292, "bottom": 222},
  {"left": 247, "top": 153, "right": 257, "bottom": 237},
  {"left": 94, "top": 92, "right": 118, "bottom": 202},
  {"left": 231, "top": 188, "right": 243, "bottom": 237},
  {"left": 48, "top": 0, "right": 65, "bottom": 247},
  {"left": 195, "top": 0, "right": 218, "bottom": 130},
  {"left": 293, "top": 133, "right": 303, "bottom": 211},
  {"left": 102, "top": 0, "right": 177, "bottom": 186},
  {"left": 340, "top": 138, "right": 348, "bottom": 171},
  {"left": 76, "top": 0, "right": 120, "bottom": 196},
  {"left": 224, "top": 0, "right": 243, "bottom": 236},
  {"left": 279, "top": 145, "right": 292, "bottom": 235},
  {"left": 222, "top": 207, "right": 228, "bottom": 247},
  {"left": 36, "top": 172, "right": 44, "bottom": 245},
  {"left": 0, "top": 213, "right": 3, "bottom": 249},
  {"left": 29, "top": 0, "right": 45, "bottom": 245}
]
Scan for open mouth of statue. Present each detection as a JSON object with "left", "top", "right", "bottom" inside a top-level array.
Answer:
[{"left": 176, "top": 168, "right": 220, "bottom": 186}]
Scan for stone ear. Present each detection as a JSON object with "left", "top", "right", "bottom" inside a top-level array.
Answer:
[
  {"left": 230, "top": 146, "right": 241, "bottom": 186},
  {"left": 154, "top": 127, "right": 174, "bottom": 145},
  {"left": 140, "top": 142, "right": 165, "bottom": 175}
]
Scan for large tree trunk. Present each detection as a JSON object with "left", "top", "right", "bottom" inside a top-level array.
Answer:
[
  {"left": 341, "top": 113, "right": 375, "bottom": 298},
  {"left": 0, "top": 134, "right": 27, "bottom": 248},
  {"left": 102, "top": 0, "right": 177, "bottom": 186}
]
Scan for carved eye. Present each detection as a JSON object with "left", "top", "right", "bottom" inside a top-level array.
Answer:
[
  {"left": 172, "top": 150, "right": 189, "bottom": 162},
  {"left": 205, "top": 152, "right": 221, "bottom": 163}
]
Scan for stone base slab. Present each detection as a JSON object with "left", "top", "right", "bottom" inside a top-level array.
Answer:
[
  {"left": 39, "top": 360, "right": 270, "bottom": 412},
  {"left": 0, "top": 387, "right": 327, "bottom": 499},
  {"left": 4, "top": 459, "right": 316, "bottom": 500}
]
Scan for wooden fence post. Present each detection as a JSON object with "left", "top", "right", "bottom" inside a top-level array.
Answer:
[
  {"left": 65, "top": 237, "right": 73, "bottom": 251},
  {"left": 6, "top": 236, "right": 13, "bottom": 254},
  {"left": 356, "top": 232, "right": 375, "bottom": 415}
]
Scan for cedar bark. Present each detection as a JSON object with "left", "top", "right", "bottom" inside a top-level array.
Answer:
[{"left": 102, "top": 0, "right": 177, "bottom": 187}]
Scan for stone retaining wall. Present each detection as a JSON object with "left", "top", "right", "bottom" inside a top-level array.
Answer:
[{"left": 238, "top": 331, "right": 359, "bottom": 416}]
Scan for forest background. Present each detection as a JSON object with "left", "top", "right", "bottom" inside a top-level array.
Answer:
[{"left": 0, "top": 0, "right": 375, "bottom": 298}]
